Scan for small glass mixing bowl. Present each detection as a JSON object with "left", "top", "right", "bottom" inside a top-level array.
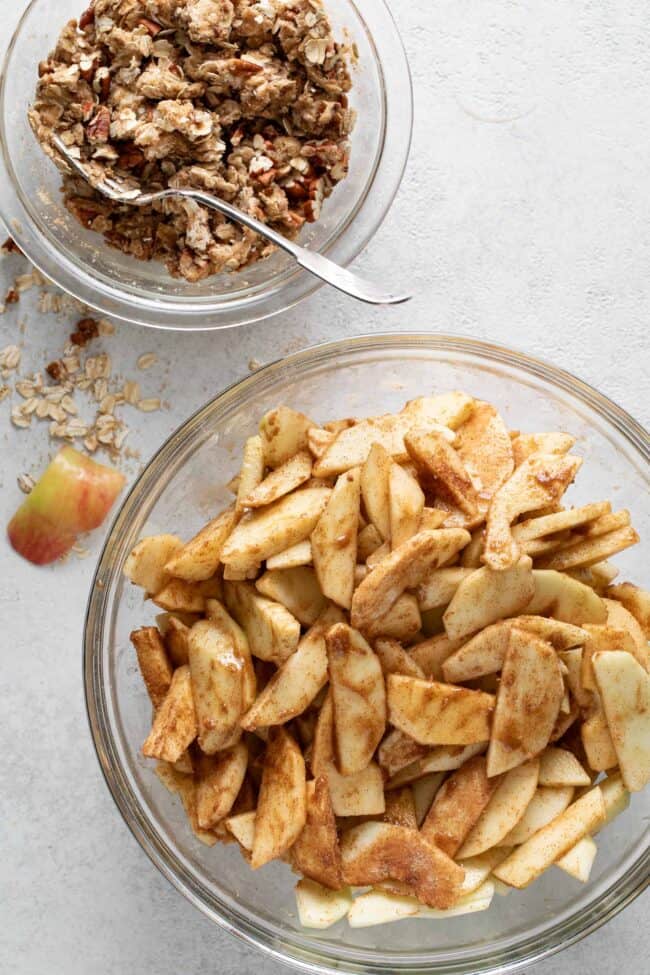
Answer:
[{"left": 0, "top": 0, "right": 412, "bottom": 329}]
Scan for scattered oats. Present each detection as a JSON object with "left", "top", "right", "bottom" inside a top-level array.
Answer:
[
  {"left": 36, "top": 399, "right": 51, "bottom": 419},
  {"left": 75, "top": 377, "right": 92, "bottom": 391},
  {"left": 138, "top": 397, "right": 161, "bottom": 412},
  {"left": 123, "top": 380, "right": 140, "bottom": 404},
  {"left": 15, "top": 272, "right": 39, "bottom": 293},
  {"left": 305, "top": 37, "right": 328, "bottom": 64},
  {"left": 99, "top": 394, "right": 116, "bottom": 414},
  {"left": 32, "top": 372, "right": 44, "bottom": 391},
  {"left": 71, "top": 543, "right": 91, "bottom": 559},
  {"left": 114, "top": 427, "right": 129, "bottom": 450},
  {"left": 30, "top": 267, "right": 50, "bottom": 287},
  {"left": 93, "top": 378, "right": 109, "bottom": 401},
  {"left": 17, "top": 473, "right": 35, "bottom": 494},
  {"left": 47, "top": 403, "right": 68, "bottom": 423},
  {"left": 15, "top": 380, "right": 35, "bottom": 398},
  {"left": 97, "top": 428, "right": 115, "bottom": 445},
  {"left": 62, "top": 354, "right": 80, "bottom": 373},
  {"left": 38, "top": 291, "right": 58, "bottom": 313},
  {"left": 0, "top": 345, "right": 21, "bottom": 370},
  {"left": 44, "top": 385, "right": 66, "bottom": 402},
  {"left": 21, "top": 397, "right": 40, "bottom": 416},
  {"left": 86, "top": 354, "right": 111, "bottom": 380},
  {"left": 97, "top": 318, "right": 115, "bottom": 336},
  {"left": 83, "top": 433, "right": 99, "bottom": 452},
  {"left": 61, "top": 394, "right": 77, "bottom": 415},
  {"left": 0, "top": 384, "right": 10, "bottom": 402},
  {"left": 49, "top": 421, "right": 67, "bottom": 439},
  {"left": 11, "top": 406, "right": 31, "bottom": 428},
  {"left": 248, "top": 357, "right": 262, "bottom": 370},
  {"left": 136, "top": 352, "right": 157, "bottom": 370}
]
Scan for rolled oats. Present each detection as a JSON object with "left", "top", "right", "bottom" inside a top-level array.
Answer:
[
  {"left": 136, "top": 352, "right": 157, "bottom": 370},
  {"left": 29, "top": 0, "right": 354, "bottom": 281}
]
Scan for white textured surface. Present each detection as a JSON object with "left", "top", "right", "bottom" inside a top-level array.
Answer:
[{"left": 1, "top": 2, "right": 648, "bottom": 973}]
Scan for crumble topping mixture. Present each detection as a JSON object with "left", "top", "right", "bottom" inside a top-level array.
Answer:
[{"left": 29, "top": 0, "right": 355, "bottom": 281}]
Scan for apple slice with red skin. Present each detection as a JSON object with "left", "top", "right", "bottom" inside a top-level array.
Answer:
[{"left": 7, "top": 446, "right": 125, "bottom": 564}]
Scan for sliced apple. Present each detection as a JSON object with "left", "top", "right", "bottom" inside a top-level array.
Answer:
[
  {"left": 410, "top": 633, "right": 463, "bottom": 680},
  {"left": 604, "top": 598, "right": 649, "bottom": 668},
  {"left": 420, "top": 756, "right": 501, "bottom": 857},
  {"left": 511, "top": 432, "right": 576, "bottom": 466},
  {"left": 256, "top": 566, "right": 327, "bottom": 626},
  {"left": 374, "top": 638, "right": 425, "bottom": 679},
  {"left": 493, "top": 786, "right": 605, "bottom": 888},
  {"left": 188, "top": 619, "right": 245, "bottom": 754},
  {"left": 351, "top": 529, "right": 470, "bottom": 633},
  {"left": 580, "top": 623, "right": 638, "bottom": 691},
  {"left": 157, "top": 615, "right": 192, "bottom": 667},
  {"left": 221, "top": 486, "right": 330, "bottom": 569},
  {"left": 340, "top": 821, "right": 465, "bottom": 909},
  {"left": 361, "top": 442, "right": 392, "bottom": 541},
  {"left": 295, "top": 879, "right": 352, "bottom": 929},
  {"left": 526, "top": 570, "right": 607, "bottom": 624},
  {"left": 164, "top": 507, "right": 235, "bottom": 582},
  {"left": 235, "top": 434, "right": 265, "bottom": 513},
  {"left": 291, "top": 776, "right": 343, "bottom": 889},
  {"left": 499, "top": 785, "right": 574, "bottom": 846},
  {"left": 266, "top": 539, "right": 312, "bottom": 570},
  {"left": 512, "top": 502, "right": 610, "bottom": 546},
  {"left": 389, "top": 462, "right": 425, "bottom": 549},
  {"left": 251, "top": 726, "right": 306, "bottom": 868},
  {"left": 378, "top": 729, "right": 429, "bottom": 778},
  {"left": 204, "top": 599, "right": 256, "bottom": 711},
  {"left": 404, "top": 427, "right": 480, "bottom": 519},
  {"left": 259, "top": 405, "right": 314, "bottom": 468},
  {"left": 142, "top": 665, "right": 197, "bottom": 763},
  {"left": 456, "top": 759, "right": 540, "bottom": 857},
  {"left": 443, "top": 558, "right": 535, "bottom": 641},
  {"left": 387, "top": 675, "right": 494, "bottom": 746},
  {"left": 455, "top": 400, "right": 514, "bottom": 501},
  {"left": 223, "top": 580, "right": 300, "bottom": 664},
  {"left": 605, "top": 583, "right": 650, "bottom": 638},
  {"left": 538, "top": 747, "right": 591, "bottom": 788},
  {"left": 581, "top": 706, "right": 618, "bottom": 772},
  {"left": 196, "top": 742, "right": 248, "bottom": 829},
  {"left": 593, "top": 650, "right": 650, "bottom": 792},
  {"left": 484, "top": 453, "right": 582, "bottom": 570},
  {"left": 124, "top": 534, "right": 183, "bottom": 594},
  {"left": 372, "top": 592, "right": 422, "bottom": 642},
  {"left": 311, "top": 467, "right": 360, "bottom": 609},
  {"left": 555, "top": 835, "right": 597, "bottom": 882},
  {"left": 130, "top": 626, "right": 173, "bottom": 709},
  {"left": 538, "top": 525, "right": 639, "bottom": 573},
  {"left": 597, "top": 772, "right": 630, "bottom": 829},
  {"left": 225, "top": 809, "right": 256, "bottom": 853},
  {"left": 327, "top": 623, "right": 386, "bottom": 775},
  {"left": 240, "top": 449, "right": 312, "bottom": 508},
  {"left": 383, "top": 786, "right": 417, "bottom": 830},
  {"left": 417, "top": 568, "right": 473, "bottom": 612},
  {"left": 357, "top": 523, "right": 383, "bottom": 562},
  {"left": 487, "top": 629, "right": 563, "bottom": 777},
  {"left": 241, "top": 608, "right": 342, "bottom": 731},
  {"left": 8, "top": 445, "right": 125, "bottom": 565}
]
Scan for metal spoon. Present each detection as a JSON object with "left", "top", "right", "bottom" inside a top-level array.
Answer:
[{"left": 51, "top": 134, "right": 411, "bottom": 306}]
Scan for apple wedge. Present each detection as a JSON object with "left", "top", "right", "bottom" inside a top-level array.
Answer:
[
  {"left": 196, "top": 742, "right": 248, "bottom": 829},
  {"left": 221, "top": 486, "right": 330, "bottom": 569},
  {"left": 8, "top": 445, "right": 125, "bottom": 565},
  {"left": 593, "top": 650, "right": 650, "bottom": 792},
  {"left": 340, "top": 821, "right": 465, "bottom": 909},
  {"left": 389, "top": 462, "right": 425, "bottom": 548},
  {"left": 384, "top": 786, "right": 418, "bottom": 830},
  {"left": 512, "top": 502, "right": 611, "bottom": 546},
  {"left": 256, "top": 567, "right": 328, "bottom": 626},
  {"left": 155, "top": 763, "right": 219, "bottom": 847},
  {"left": 351, "top": 529, "right": 470, "bottom": 633},
  {"left": 251, "top": 727, "right": 306, "bottom": 868},
  {"left": 443, "top": 558, "right": 535, "bottom": 641},
  {"left": 410, "top": 633, "right": 463, "bottom": 680},
  {"left": 605, "top": 583, "right": 650, "bottom": 638},
  {"left": 158, "top": 615, "right": 192, "bottom": 667},
  {"left": 327, "top": 623, "right": 386, "bottom": 775},
  {"left": 597, "top": 772, "right": 630, "bottom": 829},
  {"left": 456, "top": 759, "right": 540, "bottom": 857},
  {"left": 312, "top": 694, "right": 385, "bottom": 816},
  {"left": 404, "top": 427, "right": 479, "bottom": 518},
  {"left": 291, "top": 776, "right": 344, "bottom": 889},
  {"left": 555, "top": 835, "right": 597, "bottom": 882},
  {"left": 604, "top": 598, "right": 649, "bottom": 668},
  {"left": 581, "top": 706, "right": 618, "bottom": 772},
  {"left": 580, "top": 624, "right": 637, "bottom": 691},
  {"left": 223, "top": 580, "right": 300, "bottom": 664},
  {"left": 225, "top": 810, "right": 256, "bottom": 853},
  {"left": 372, "top": 593, "right": 422, "bottom": 641},
  {"left": 295, "top": 879, "right": 352, "bottom": 929},
  {"left": 387, "top": 675, "right": 494, "bottom": 746},
  {"left": 164, "top": 508, "right": 236, "bottom": 582},
  {"left": 235, "top": 434, "right": 264, "bottom": 513},
  {"left": 240, "top": 450, "right": 312, "bottom": 508},
  {"left": 538, "top": 748, "right": 591, "bottom": 788},
  {"left": 124, "top": 534, "right": 183, "bottom": 594},
  {"left": 188, "top": 619, "right": 245, "bottom": 754},
  {"left": 454, "top": 401, "right": 514, "bottom": 501},
  {"left": 241, "top": 607, "right": 342, "bottom": 731},
  {"left": 493, "top": 786, "right": 605, "bottom": 888},
  {"left": 511, "top": 432, "right": 576, "bottom": 466},
  {"left": 259, "top": 405, "right": 314, "bottom": 468},
  {"left": 387, "top": 743, "right": 488, "bottom": 789},
  {"left": 537, "top": 525, "right": 639, "bottom": 572},
  {"left": 420, "top": 756, "right": 501, "bottom": 857},
  {"left": 311, "top": 467, "right": 361, "bottom": 609},
  {"left": 487, "top": 629, "right": 564, "bottom": 777},
  {"left": 526, "top": 570, "right": 607, "bottom": 624},
  {"left": 357, "top": 523, "right": 383, "bottom": 562},
  {"left": 130, "top": 626, "right": 173, "bottom": 709},
  {"left": 152, "top": 576, "right": 223, "bottom": 614},
  {"left": 142, "top": 665, "right": 197, "bottom": 763},
  {"left": 417, "top": 568, "right": 473, "bottom": 612},
  {"left": 499, "top": 785, "right": 574, "bottom": 846},
  {"left": 483, "top": 453, "right": 582, "bottom": 570},
  {"left": 374, "top": 638, "right": 425, "bottom": 679},
  {"left": 378, "top": 729, "right": 429, "bottom": 778},
  {"left": 361, "top": 442, "right": 392, "bottom": 541},
  {"left": 204, "top": 599, "right": 256, "bottom": 711}
]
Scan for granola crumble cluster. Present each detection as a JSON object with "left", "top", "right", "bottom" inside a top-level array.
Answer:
[{"left": 29, "top": 0, "right": 355, "bottom": 282}]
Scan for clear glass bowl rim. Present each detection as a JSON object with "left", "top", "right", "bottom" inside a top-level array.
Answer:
[
  {"left": 84, "top": 333, "right": 650, "bottom": 975},
  {"left": 0, "top": 0, "right": 413, "bottom": 331}
]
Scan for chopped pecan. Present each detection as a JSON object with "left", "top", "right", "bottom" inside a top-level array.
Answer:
[
  {"left": 137, "top": 18, "right": 162, "bottom": 37},
  {"left": 86, "top": 106, "right": 110, "bottom": 143},
  {"left": 78, "top": 3, "right": 95, "bottom": 30},
  {"left": 5, "top": 288, "right": 19, "bottom": 304}
]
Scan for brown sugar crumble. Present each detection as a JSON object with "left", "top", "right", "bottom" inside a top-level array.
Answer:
[
  {"left": 29, "top": 0, "right": 356, "bottom": 283},
  {"left": 70, "top": 316, "right": 100, "bottom": 346}
]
